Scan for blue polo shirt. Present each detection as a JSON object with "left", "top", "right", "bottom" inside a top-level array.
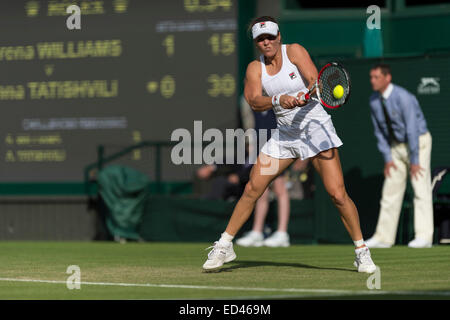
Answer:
[{"left": 369, "top": 84, "right": 428, "bottom": 164}]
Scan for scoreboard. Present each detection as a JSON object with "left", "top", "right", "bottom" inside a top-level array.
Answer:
[{"left": 0, "top": 0, "right": 238, "bottom": 182}]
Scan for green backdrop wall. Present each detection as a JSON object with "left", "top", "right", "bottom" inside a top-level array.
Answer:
[
  {"left": 311, "top": 53, "right": 450, "bottom": 243},
  {"left": 279, "top": 1, "right": 450, "bottom": 58}
]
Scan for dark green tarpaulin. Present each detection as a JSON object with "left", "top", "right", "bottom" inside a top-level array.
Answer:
[
  {"left": 98, "top": 165, "right": 150, "bottom": 240},
  {"left": 138, "top": 196, "right": 316, "bottom": 244}
]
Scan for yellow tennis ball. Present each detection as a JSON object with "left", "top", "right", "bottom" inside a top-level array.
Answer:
[{"left": 333, "top": 85, "right": 344, "bottom": 99}]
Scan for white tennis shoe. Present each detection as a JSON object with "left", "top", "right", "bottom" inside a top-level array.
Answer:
[
  {"left": 263, "top": 231, "right": 290, "bottom": 247},
  {"left": 202, "top": 241, "right": 236, "bottom": 270},
  {"left": 365, "top": 237, "right": 392, "bottom": 248},
  {"left": 408, "top": 238, "right": 432, "bottom": 248},
  {"left": 353, "top": 246, "right": 377, "bottom": 273},
  {"left": 236, "top": 231, "right": 264, "bottom": 247}
]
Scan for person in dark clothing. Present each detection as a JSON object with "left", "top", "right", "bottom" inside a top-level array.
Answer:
[{"left": 193, "top": 145, "right": 252, "bottom": 201}]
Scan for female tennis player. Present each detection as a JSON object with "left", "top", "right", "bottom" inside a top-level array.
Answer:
[{"left": 203, "top": 16, "right": 376, "bottom": 273}]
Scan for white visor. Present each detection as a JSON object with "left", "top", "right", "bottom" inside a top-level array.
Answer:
[{"left": 252, "top": 21, "right": 279, "bottom": 39}]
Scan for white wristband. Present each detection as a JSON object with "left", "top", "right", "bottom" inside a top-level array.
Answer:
[{"left": 272, "top": 94, "right": 282, "bottom": 107}]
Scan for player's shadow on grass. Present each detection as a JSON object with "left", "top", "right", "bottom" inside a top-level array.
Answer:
[{"left": 212, "top": 260, "right": 356, "bottom": 273}]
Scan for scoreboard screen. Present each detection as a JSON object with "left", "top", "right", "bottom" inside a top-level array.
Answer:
[{"left": 0, "top": 0, "right": 238, "bottom": 182}]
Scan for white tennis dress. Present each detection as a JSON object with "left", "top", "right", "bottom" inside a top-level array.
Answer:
[{"left": 260, "top": 44, "right": 343, "bottom": 159}]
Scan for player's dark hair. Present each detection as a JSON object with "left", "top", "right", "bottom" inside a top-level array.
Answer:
[{"left": 371, "top": 63, "right": 391, "bottom": 76}]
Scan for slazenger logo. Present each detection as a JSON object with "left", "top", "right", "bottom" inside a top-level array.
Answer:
[{"left": 418, "top": 77, "right": 440, "bottom": 95}]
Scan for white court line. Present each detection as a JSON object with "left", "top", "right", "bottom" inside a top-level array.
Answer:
[{"left": 0, "top": 278, "right": 449, "bottom": 297}]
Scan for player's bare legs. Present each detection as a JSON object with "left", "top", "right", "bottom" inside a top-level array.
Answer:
[
  {"left": 236, "top": 174, "right": 290, "bottom": 247},
  {"left": 250, "top": 175, "right": 289, "bottom": 234},
  {"left": 252, "top": 189, "right": 270, "bottom": 233},
  {"left": 203, "top": 153, "right": 295, "bottom": 270},
  {"left": 310, "top": 148, "right": 376, "bottom": 273},
  {"left": 234, "top": 188, "right": 269, "bottom": 247},
  {"left": 310, "top": 148, "right": 363, "bottom": 243},
  {"left": 225, "top": 153, "right": 295, "bottom": 236}
]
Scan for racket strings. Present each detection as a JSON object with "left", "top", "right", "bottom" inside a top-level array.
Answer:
[{"left": 319, "top": 66, "right": 349, "bottom": 107}]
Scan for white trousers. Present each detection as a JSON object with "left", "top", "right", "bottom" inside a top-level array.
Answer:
[{"left": 372, "top": 132, "right": 434, "bottom": 245}]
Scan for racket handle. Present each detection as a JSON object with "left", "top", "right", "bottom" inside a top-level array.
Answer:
[
  {"left": 299, "top": 82, "right": 316, "bottom": 102},
  {"left": 299, "top": 93, "right": 310, "bottom": 102}
]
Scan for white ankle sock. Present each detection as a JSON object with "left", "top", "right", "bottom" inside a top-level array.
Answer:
[
  {"left": 218, "top": 232, "right": 234, "bottom": 247},
  {"left": 353, "top": 239, "right": 365, "bottom": 248}
]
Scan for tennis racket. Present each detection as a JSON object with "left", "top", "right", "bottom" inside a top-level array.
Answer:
[{"left": 299, "top": 62, "right": 351, "bottom": 109}]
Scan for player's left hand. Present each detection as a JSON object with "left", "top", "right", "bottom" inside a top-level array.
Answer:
[
  {"left": 410, "top": 164, "right": 424, "bottom": 180},
  {"left": 279, "top": 95, "right": 299, "bottom": 109}
]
